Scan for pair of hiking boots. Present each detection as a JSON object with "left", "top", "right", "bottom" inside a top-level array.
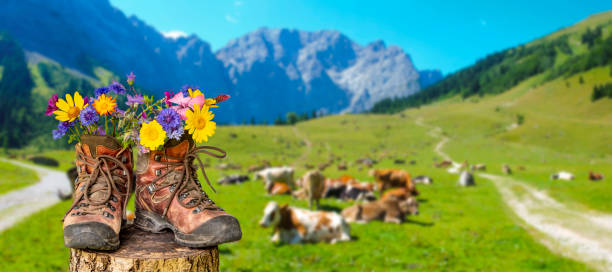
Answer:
[{"left": 62, "top": 135, "right": 242, "bottom": 250}]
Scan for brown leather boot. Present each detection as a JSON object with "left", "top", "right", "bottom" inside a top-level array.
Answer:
[
  {"left": 63, "top": 135, "right": 133, "bottom": 250},
  {"left": 134, "top": 136, "right": 242, "bottom": 247}
]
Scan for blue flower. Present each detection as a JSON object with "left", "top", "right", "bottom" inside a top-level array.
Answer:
[
  {"left": 79, "top": 105, "right": 99, "bottom": 126},
  {"left": 167, "top": 125, "right": 184, "bottom": 140},
  {"left": 109, "top": 81, "right": 126, "bottom": 95},
  {"left": 126, "top": 94, "right": 145, "bottom": 107},
  {"left": 52, "top": 121, "right": 73, "bottom": 139},
  {"left": 155, "top": 108, "right": 181, "bottom": 131},
  {"left": 179, "top": 84, "right": 199, "bottom": 96},
  {"left": 94, "top": 87, "right": 110, "bottom": 98}
]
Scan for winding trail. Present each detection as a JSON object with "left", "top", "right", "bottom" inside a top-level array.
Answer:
[
  {"left": 416, "top": 118, "right": 612, "bottom": 271},
  {"left": 0, "top": 158, "right": 71, "bottom": 233}
]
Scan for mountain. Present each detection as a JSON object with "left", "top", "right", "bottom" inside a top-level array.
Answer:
[
  {"left": 372, "top": 10, "right": 612, "bottom": 113},
  {"left": 0, "top": 0, "right": 427, "bottom": 124},
  {"left": 217, "top": 29, "right": 421, "bottom": 120}
]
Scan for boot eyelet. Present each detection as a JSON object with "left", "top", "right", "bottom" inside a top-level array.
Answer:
[
  {"left": 147, "top": 184, "right": 156, "bottom": 194},
  {"left": 154, "top": 154, "right": 162, "bottom": 161},
  {"left": 169, "top": 184, "right": 176, "bottom": 193},
  {"left": 110, "top": 195, "right": 118, "bottom": 202},
  {"left": 155, "top": 169, "right": 162, "bottom": 176},
  {"left": 122, "top": 156, "right": 128, "bottom": 163},
  {"left": 103, "top": 211, "right": 114, "bottom": 219},
  {"left": 192, "top": 207, "right": 200, "bottom": 214}
]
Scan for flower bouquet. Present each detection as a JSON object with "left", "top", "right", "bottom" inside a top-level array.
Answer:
[{"left": 46, "top": 73, "right": 241, "bottom": 251}]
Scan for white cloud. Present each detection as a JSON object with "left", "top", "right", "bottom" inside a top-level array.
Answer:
[
  {"left": 161, "top": 30, "right": 188, "bottom": 40},
  {"left": 234, "top": 1, "right": 243, "bottom": 6},
  {"left": 225, "top": 14, "right": 239, "bottom": 24}
]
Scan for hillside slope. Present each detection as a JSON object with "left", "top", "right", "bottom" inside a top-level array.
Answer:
[{"left": 372, "top": 10, "right": 612, "bottom": 113}]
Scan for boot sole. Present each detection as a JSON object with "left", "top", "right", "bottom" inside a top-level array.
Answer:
[
  {"left": 64, "top": 222, "right": 119, "bottom": 251},
  {"left": 134, "top": 210, "right": 242, "bottom": 248}
]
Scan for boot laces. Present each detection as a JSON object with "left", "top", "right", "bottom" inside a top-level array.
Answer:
[
  {"left": 63, "top": 146, "right": 131, "bottom": 220},
  {"left": 148, "top": 146, "right": 226, "bottom": 218}
]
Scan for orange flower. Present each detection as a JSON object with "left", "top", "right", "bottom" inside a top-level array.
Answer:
[{"left": 93, "top": 94, "right": 117, "bottom": 115}]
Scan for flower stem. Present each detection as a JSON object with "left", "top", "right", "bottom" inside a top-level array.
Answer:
[{"left": 104, "top": 115, "right": 108, "bottom": 136}]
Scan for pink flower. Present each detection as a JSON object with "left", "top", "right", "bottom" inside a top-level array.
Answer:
[
  {"left": 46, "top": 94, "right": 59, "bottom": 116},
  {"left": 168, "top": 92, "right": 204, "bottom": 120},
  {"left": 127, "top": 72, "right": 136, "bottom": 85}
]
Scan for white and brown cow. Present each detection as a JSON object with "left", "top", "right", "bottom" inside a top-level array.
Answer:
[
  {"left": 259, "top": 201, "right": 351, "bottom": 244},
  {"left": 341, "top": 196, "right": 419, "bottom": 224}
]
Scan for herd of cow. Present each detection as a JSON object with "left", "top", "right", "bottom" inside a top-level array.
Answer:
[{"left": 217, "top": 165, "right": 428, "bottom": 244}]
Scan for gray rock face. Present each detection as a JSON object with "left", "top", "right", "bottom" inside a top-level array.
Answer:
[
  {"left": 217, "top": 29, "right": 422, "bottom": 119},
  {"left": 0, "top": 0, "right": 425, "bottom": 123}
]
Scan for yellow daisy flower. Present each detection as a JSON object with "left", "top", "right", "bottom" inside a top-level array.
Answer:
[
  {"left": 53, "top": 91, "right": 87, "bottom": 122},
  {"left": 93, "top": 94, "right": 117, "bottom": 115},
  {"left": 185, "top": 104, "right": 216, "bottom": 143},
  {"left": 139, "top": 120, "right": 166, "bottom": 150},
  {"left": 205, "top": 98, "right": 218, "bottom": 108},
  {"left": 188, "top": 88, "right": 204, "bottom": 98}
]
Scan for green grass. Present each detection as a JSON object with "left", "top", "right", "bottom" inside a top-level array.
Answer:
[
  {"left": 0, "top": 161, "right": 38, "bottom": 195},
  {"left": 0, "top": 115, "right": 590, "bottom": 271}
]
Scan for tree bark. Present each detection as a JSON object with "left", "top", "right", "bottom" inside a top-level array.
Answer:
[{"left": 69, "top": 226, "right": 219, "bottom": 272}]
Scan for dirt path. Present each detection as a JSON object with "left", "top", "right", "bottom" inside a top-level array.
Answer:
[
  {"left": 415, "top": 118, "right": 612, "bottom": 271},
  {"left": 0, "top": 158, "right": 71, "bottom": 233},
  {"left": 292, "top": 126, "right": 312, "bottom": 168}
]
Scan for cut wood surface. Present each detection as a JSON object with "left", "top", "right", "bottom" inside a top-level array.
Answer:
[{"left": 69, "top": 226, "right": 219, "bottom": 272}]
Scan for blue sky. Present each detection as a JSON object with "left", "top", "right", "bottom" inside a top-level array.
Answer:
[{"left": 110, "top": 0, "right": 612, "bottom": 74}]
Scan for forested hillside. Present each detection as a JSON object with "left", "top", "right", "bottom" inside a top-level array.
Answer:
[{"left": 371, "top": 12, "right": 612, "bottom": 113}]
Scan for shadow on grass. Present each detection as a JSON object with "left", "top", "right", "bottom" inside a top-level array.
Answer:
[
  {"left": 318, "top": 204, "right": 342, "bottom": 213},
  {"left": 219, "top": 248, "right": 233, "bottom": 255},
  {"left": 404, "top": 218, "right": 434, "bottom": 227}
]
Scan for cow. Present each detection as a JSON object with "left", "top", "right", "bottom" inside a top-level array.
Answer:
[
  {"left": 471, "top": 164, "right": 486, "bottom": 171},
  {"left": 502, "top": 164, "right": 512, "bottom": 175},
  {"left": 369, "top": 169, "right": 418, "bottom": 196},
  {"left": 337, "top": 162, "right": 348, "bottom": 171},
  {"left": 341, "top": 195, "right": 419, "bottom": 224},
  {"left": 255, "top": 166, "right": 295, "bottom": 189},
  {"left": 381, "top": 188, "right": 413, "bottom": 201},
  {"left": 259, "top": 201, "right": 351, "bottom": 244},
  {"left": 266, "top": 181, "right": 292, "bottom": 195},
  {"left": 318, "top": 162, "right": 332, "bottom": 171},
  {"left": 551, "top": 171, "right": 574, "bottom": 181},
  {"left": 434, "top": 160, "right": 453, "bottom": 168},
  {"left": 589, "top": 171, "right": 604, "bottom": 181},
  {"left": 293, "top": 170, "right": 326, "bottom": 210},
  {"left": 340, "top": 182, "right": 376, "bottom": 202},
  {"left": 458, "top": 171, "right": 475, "bottom": 186},
  {"left": 412, "top": 175, "right": 433, "bottom": 185},
  {"left": 217, "top": 174, "right": 250, "bottom": 185}
]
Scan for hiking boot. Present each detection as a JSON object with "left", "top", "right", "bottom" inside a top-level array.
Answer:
[
  {"left": 134, "top": 135, "right": 242, "bottom": 247},
  {"left": 63, "top": 135, "right": 133, "bottom": 250}
]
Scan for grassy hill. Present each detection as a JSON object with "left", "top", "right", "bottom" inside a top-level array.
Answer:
[{"left": 372, "top": 10, "right": 612, "bottom": 113}]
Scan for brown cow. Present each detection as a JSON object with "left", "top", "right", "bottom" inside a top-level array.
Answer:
[
  {"left": 589, "top": 171, "right": 604, "bottom": 181},
  {"left": 293, "top": 170, "right": 326, "bottom": 210},
  {"left": 266, "top": 181, "right": 292, "bottom": 195},
  {"left": 369, "top": 169, "right": 418, "bottom": 196},
  {"left": 434, "top": 160, "right": 453, "bottom": 168},
  {"left": 341, "top": 195, "right": 419, "bottom": 224}
]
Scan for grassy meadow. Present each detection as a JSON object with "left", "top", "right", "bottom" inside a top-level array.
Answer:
[
  {"left": 0, "top": 161, "right": 38, "bottom": 195},
  {"left": 0, "top": 112, "right": 594, "bottom": 271}
]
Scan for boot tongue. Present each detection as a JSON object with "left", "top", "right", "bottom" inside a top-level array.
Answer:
[
  {"left": 164, "top": 133, "right": 193, "bottom": 158},
  {"left": 81, "top": 135, "right": 122, "bottom": 157}
]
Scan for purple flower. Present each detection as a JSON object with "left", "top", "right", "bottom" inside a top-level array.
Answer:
[
  {"left": 46, "top": 94, "right": 59, "bottom": 116},
  {"left": 96, "top": 126, "right": 105, "bottom": 135},
  {"left": 78, "top": 105, "right": 99, "bottom": 126},
  {"left": 126, "top": 94, "right": 145, "bottom": 107},
  {"left": 179, "top": 84, "right": 199, "bottom": 96},
  {"left": 109, "top": 81, "right": 126, "bottom": 95},
  {"left": 94, "top": 87, "right": 110, "bottom": 98},
  {"left": 127, "top": 72, "right": 136, "bottom": 85},
  {"left": 52, "top": 121, "right": 72, "bottom": 139},
  {"left": 83, "top": 96, "right": 91, "bottom": 106},
  {"left": 156, "top": 108, "right": 181, "bottom": 131}
]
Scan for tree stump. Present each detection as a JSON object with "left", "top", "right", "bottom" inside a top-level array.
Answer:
[{"left": 69, "top": 226, "right": 219, "bottom": 272}]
